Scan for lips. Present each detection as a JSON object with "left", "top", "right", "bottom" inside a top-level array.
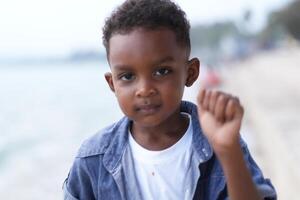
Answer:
[{"left": 136, "top": 104, "right": 161, "bottom": 115}]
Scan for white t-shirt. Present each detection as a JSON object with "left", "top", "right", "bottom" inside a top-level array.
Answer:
[{"left": 128, "top": 113, "right": 200, "bottom": 200}]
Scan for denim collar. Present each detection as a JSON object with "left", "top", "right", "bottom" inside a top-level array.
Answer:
[
  {"left": 180, "top": 101, "right": 213, "bottom": 162},
  {"left": 78, "top": 101, "right": 213, "bottom": 174}
]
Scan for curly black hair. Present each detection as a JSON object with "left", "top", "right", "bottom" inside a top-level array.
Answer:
[{"left": 102, "top": 0, "right": 191, "bottom": 55}]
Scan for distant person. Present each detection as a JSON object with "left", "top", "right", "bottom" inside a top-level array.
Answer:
[
  {"left": 201, "top": 65, "right": 222, "bottom": 88},
  {"left": 63, "top": 0, "right": 276, "bottom": 199}
]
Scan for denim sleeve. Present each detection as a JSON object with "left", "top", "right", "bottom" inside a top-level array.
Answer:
[
  {"left": 240, "top": 140, "right": 277, "bottom": 200},
  {"left": 63, "top": 158, "right": 96, "bottom": 200}
]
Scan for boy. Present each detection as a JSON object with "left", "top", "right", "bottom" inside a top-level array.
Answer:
[{"left": 64, "top": 0, "right": 276, "bottom": 199}]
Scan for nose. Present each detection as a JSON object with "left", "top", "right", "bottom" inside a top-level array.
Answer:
[{"left": 135, "top": 78, "right": 157, "bottom": 98}]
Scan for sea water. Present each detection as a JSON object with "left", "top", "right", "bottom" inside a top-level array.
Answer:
[
  {"left": 0, "top": 60, "right": 200, "bottom": 199},
  {"left": 0, "top": 61, "right": 123, "bottom": 199}
]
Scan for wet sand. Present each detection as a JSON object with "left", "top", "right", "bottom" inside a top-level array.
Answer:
[{"left": 220, "top": 47, "right": 300, "bottom": 200}]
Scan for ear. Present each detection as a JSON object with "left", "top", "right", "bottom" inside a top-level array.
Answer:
[
  {"left": 104, "top": 72, "right": 115, "bottom": 92},
  {"left": 185, "top": 58, "right": 200, "bottom": 87}
]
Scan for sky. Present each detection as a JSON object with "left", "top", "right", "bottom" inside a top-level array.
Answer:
[{"left": 0, "top": 0, "right": 292, "bottom": 57}]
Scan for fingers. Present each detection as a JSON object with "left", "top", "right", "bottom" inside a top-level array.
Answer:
[
  {"left": 198, "top": 89, "right": 206, "bottom": 106},
  {"left": 203, "top": 90, "right": 211, "bottom": 110},
  {"left": 197, "top": 89, "right": 244, "bottom": 122},
  {"left": 209, "top": 91, "right": 219, "bottom": 113},
  {"left": 214, "top": 93, "right": 230, "bottom": 122},
  {"left": 197, "top": 89, "right": 206, "bottom": 115},
  {"left": 224, "top": 98, "right": 235, "bottom": 121}
]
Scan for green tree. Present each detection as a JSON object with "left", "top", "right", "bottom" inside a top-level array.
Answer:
[{"left": 276, "top": 0, "right": 300, "bottom": 40}]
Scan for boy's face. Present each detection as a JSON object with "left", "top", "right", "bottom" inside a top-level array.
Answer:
[{"left": 105, "top": 28, "right": 199, "bottom": 128}]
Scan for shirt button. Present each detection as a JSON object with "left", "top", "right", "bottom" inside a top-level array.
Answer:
[{"left": 202, "top": 148, "right": 208, "bottom": 157}]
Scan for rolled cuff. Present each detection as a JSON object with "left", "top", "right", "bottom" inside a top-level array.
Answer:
[
  {"left": 63, "top": 180, "right": 79, "bottom": 200},
  {"left": 257, "top": 179, "right": 277, "bottom": 200}
]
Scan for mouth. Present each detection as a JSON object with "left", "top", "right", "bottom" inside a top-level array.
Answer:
[{"left": 136, "top": 104, "right": 161, "bottom": 115}]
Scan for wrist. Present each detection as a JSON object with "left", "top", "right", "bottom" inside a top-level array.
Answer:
[{"left": 212, "top": 140, "right": 242, "bottom": 160}]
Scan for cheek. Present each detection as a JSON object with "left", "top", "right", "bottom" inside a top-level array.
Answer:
[
  {"left": 160, "top": 79, "right": 185, "bottom": 101},
  {"left": 114, "top": 86, "right": 135, "bottom": 113},
  {"left": 168, "top": 74, "right": 186, "bottom": 92}
]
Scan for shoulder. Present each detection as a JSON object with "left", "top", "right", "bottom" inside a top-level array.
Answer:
[{"left": 76, "top": 116, "right": 129, "bottom": 158}]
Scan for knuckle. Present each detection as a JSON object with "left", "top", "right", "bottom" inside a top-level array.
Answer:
[
  {"left": 210, "top": 90, "right": 217, "bottom": 98},
  {"left": 206, "top": 90, "right": 212, "bottom": 97},
  {"left": 233, "top": 96, "right": 240, "bottom": 102},
  {"left": 240, "top": 105, "right": 244, "bottom": 112},
  {"left": 218, "top": 94, "right": 225, "bottom": 102}
]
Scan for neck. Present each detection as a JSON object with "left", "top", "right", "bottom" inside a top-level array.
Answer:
[{"left": 131, "top": 110, "right": 189, "bottom": 151}]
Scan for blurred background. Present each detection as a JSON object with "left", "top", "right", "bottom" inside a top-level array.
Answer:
[{"left": 0, "top": 0, "right": 299, "bottom": 199}]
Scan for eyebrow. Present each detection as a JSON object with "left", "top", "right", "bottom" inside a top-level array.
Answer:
[
  {"left": 153, "top": 56, "right": 175, "bottom": 66},
  {"left": 112, "top": 64, "right": 132, "bottom": 71},
  {"left": 112, "top": 56, "right": 176, "bottom": 70}
]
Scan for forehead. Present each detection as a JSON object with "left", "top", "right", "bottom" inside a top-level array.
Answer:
[{"left": 108, "top": 28, "right": 187, "bottom": 67}]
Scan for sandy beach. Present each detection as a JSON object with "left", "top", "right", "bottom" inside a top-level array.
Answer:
[{"left": 219, "top": 46, "right": 300, "bottom": 200}]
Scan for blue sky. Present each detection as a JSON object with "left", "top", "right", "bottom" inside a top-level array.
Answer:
[{"left": 0, "top": 0, "right": 291, "bottom": 57}]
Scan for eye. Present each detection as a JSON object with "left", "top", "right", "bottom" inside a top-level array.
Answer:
[
  {"left": 119, "top": 73, "right": 135, "bottom": 81},
  {"left": 154, "top": 68, "right": 171, "bottom": 76}
]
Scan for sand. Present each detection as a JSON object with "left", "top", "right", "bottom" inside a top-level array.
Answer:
[{"left": 219, "top": 46, "right": 300, "bottom": 200}]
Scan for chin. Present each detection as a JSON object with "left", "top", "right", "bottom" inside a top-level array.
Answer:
[{"left": 132, "top": 117, "right": 164, "bottom": 128}]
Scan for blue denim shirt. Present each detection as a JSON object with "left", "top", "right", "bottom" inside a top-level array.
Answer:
[{"left": 64, "top": 101, "right": 276, "bottom": 200}]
